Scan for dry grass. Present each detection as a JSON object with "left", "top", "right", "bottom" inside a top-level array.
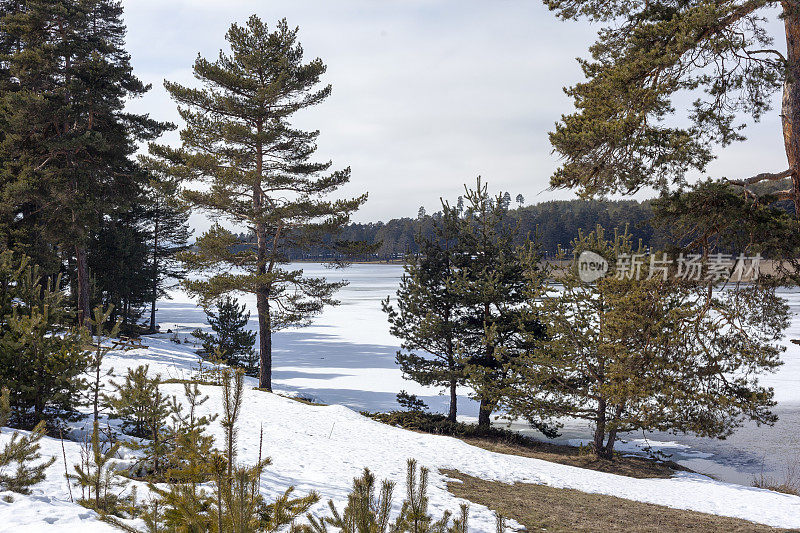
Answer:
[
  {"left": 753, "top": 459, "right": 800, "bottom": 496},
  {"left": 461, "top": 436, "right": 684, "bottom": 479},
  {"left": 369, "top": 411, "right": 686, "bottom": 479},
  {"left": 442, "top": 470, "right": 793, "bottom": 533}
]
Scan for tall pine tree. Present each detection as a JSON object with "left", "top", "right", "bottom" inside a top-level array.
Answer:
[
  {"left": 0, "top": 0, "right": 171, "bottom": 323},
  {"left": 150, "top": 16, "right": 365, "bottom": 391},
  {"left": 383, "top": 207, "right": 465, "bottom": 422},
  {"left": 450, "top": 179, "right": 547, "bottom": 430}
]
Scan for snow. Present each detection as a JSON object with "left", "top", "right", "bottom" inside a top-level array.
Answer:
[
  {"left": 3, "top": 265, "right": 800, "bottom": 531},
  {"left": 1, "top": 336, "right": 800, "bottom": 531}
]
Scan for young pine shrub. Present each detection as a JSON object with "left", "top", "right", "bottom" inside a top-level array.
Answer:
[
  {"left": 0, "top": 388, "right": 55, "bottom": 494},
  {"left": 145, "top": 370, "right": 318, "bottom": 532},
  {"left": 104, "top": 365, "right": 171, "bottom": 477},
  {"left": 192, "top": 296, "right": 256, "bottom": 368},
  {"left": 71, "top": 422, "right": 135, "bottom": 517},
  {"left": 0, "top": 252, "right": 90, "bottom": 429},
  {"left": 86, "top": 304, "right": 121, "bottom": 424},
  {"left": 306, "top": 459, "right": 468, "bottom": 533}
]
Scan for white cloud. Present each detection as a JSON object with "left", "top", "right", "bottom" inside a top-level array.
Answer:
[{"left": 121, "top": 0, "right": 788, "bottom": 231}]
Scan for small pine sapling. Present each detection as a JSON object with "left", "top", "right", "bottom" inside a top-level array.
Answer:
[
  {"left": 86, "top": 304, "right": 121, "bottom": 424},
  {"left": 71, "top": 422, "right": 133, "bottom": 516},
  {"left": 192, "top": 297, "right": 256, "bottom": 368},
  {"left": 0, "top": 388, "right": 55, "bottom": 494},
  {"left": 396, "top": 391, "right": 428, "bottom": 413},
  {"left": 104, "top": 365, "right": 171, "bottom": 477},
  {"left": 308, "top": 459, "right": 468, "bottom": 533}
]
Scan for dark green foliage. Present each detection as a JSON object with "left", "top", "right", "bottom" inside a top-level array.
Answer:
[
  {"left": 384, "top": 208, "right": 464, "bottom": 422},
  {"left": 396, "top": 391, "right": 427, "bottom": 413},
  {"left": 366, "top": 411, "right": 542, "bottom": 449},
  {"left": 263, "top": 198, "right": 662, "bottom": 261},
  {"left": 0, "top": 251, "right": 89, "bottom": 428},
  {"left": 192, "top": 297, "right": 256, "bottom": 368},
  {"left": 447, "top": 179, "right": 548, "bottom": 431},
  {"left": 0, "top": 388, "right": 55, "bottom": 494},
  {"left": 88, "top": 207, "right": 153, "bottom": 332},
  {"left": 305, "top": 459, "right": 468, "bottom": 533},
  {"left": 0, "top": 0, "right": 172, "bottom": 321},
  {"left": 149, "top": 15, "right": 365, "bottom": 391},
  {"left": 144, "top": 177, "right": 191, "bottom": 334},
  {"left": 503, "top": 227, "right": 789, "bottom": 459}
]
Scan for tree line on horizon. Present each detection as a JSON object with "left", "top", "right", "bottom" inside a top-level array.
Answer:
[{"left": 236, "top": 198, "right": 661, "bottom": 261}]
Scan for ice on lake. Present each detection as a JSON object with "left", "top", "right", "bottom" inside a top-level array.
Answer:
[{"left": 158, "top": 263, "right": 800, "bottom": 485}]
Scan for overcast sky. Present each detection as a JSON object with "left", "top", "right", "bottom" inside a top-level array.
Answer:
[{"left": 120, "top": 0, "right": 788, "bottom": 227}]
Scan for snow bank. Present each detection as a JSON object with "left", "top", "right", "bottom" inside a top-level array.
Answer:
[{"left": 2, "top": 337, "right": 799, "bottom": 531}]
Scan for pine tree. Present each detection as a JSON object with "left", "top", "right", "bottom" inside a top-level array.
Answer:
[
  {"left": 0, "top": 0, "right": 171, "bottom": 323},
  {"left": 0, "top": 387, "right": 55, "bottom": 494},
  {"left": 0, "top": 251, "right": 89, "bottom": 428},
  {"left": 144, "top": 176, "right": 191, "bottom": 334},
  {"left": 545, "top": 0, "right": 800, "bottom": 281},
  {"left": 192, "top": 297, "right": 256, "bottom": 368},
  {"left": 306, "top": 459, "right": 468, "bottom": 533},
  {"left": 149, "top": 16, "right": 365, "bottom": 391},
  {"left": 88, "top": 205, "right": 153, "bottom": 331},
  {"left": 71, "top": 421, "right": 133, "bottom": 516},
  {"left": 86, "top": 304, "right": 120, "bottom": 425},
  {"left": 504, "top": 227, "right": 789, "bottom": 459},
  {"left": 146, "top": 370, "right": 318, "bottom": 532},
  {"left": 449, "top": 179, "right": 548, "bottom": 430},
  {"left": 383, "top": 207, "right": 464, "bottom": 422},
  {"left": 105, "top": 365, "right": 171, "bottom": 476}
]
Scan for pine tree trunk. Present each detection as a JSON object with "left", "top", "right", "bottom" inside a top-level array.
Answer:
[
  {"left": 150, "top": 213, "right": 159, "bottom": 333},
  {"left": 477, "top": 399, "right": 492, "bottom": 428},
  {"left": 603, "top": 428, "right": 618, "bottom": 460},
  {"left": 448, "top": 378, "right": 458, "bottom": 422},
  {"left": 75, "top": 245, "right": 90, "bottom": 326},
  {"left": 783, "top": 1, "right": 800, "bottom": 215},
  {"left": 257, "top": 290, "right": 272, "bottom": 391},
  {"left": 594, "top": 399, "right": 607, "bottom": 459}
]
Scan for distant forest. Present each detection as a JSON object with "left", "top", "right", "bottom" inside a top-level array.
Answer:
[{"left": 236, "top": 198, "right": 665, "bottom": 261}]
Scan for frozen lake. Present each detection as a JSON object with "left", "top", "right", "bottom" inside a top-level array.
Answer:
[{"left": 158, "top": 263, "right": 800, "bottom": 486}]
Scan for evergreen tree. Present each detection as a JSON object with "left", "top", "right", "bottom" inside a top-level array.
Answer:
[
  {"left": 146, "top": 369, "right": 318, "bottom": 532},
  {"left": 144, "top": 176, "right": 191, "bottom": 334},
  {"left": 88, "top": 205, "right": 153, "bottom": 331},
  {"left": 449, "top": 179, "right": 548, "bottom": 430},
  {"left": 86, "top": 304, "right": 120, "bottom": 425},
  {"left": 504, "top": 227, "right": 789, "bottom": 459},
  {"left": 0, "top": 251, "right": 89, "bottom": 428},
  {"left": 192, "top": 297, "right": 256, "bottom": 368},
  {"left": 0, "top": 388, "right": 55, "bottom": 494},
  {"left": 105, "top": 365, "right": 171, "bottom": 476},
  {"left": 545, "top": 0, "right": 800, "bottom": 281},
  {"left": 306, "top": 459, "right": 468, "bottom": 533},
  {"left": 0, "top": 0, "right": 171, "bottom": 322},
  {"left": 149, "top": 16, "right": 365, "bottom": 391},
  {"left": 71, "top": 421, "right": 133, "bottom": 516},
  {"left": 383, "top": 207, "right": 464, "bottom": 422}
]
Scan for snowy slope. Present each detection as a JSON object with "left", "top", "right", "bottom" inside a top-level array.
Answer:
[{"left": 2, "top": 337, "right": 800, "bottom": 532}]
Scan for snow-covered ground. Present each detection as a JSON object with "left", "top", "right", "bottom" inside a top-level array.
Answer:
[
  {"left": 4, "top": 336, "right": 800, "bottom": 532},
  {"left": 3, "top": 263, "right": 800, "bottom": 531}
]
